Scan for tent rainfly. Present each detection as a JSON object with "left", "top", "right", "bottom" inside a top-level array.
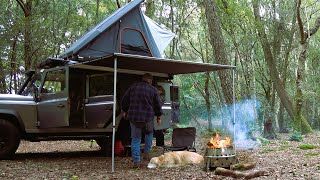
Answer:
[{"left": 60, "top": 0, "right": 175, "bottom": 60}]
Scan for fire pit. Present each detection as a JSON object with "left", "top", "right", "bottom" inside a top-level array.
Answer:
[{"left": 204, "top": 133, "right": 238, "bottom": 171}]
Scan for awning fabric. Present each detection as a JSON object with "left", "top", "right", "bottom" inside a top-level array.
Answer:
[{"left": 73, "top": 53, "right": 235, "bottom": 75}]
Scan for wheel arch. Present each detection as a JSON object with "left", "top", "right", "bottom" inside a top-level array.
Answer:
[{"left": 0, "top": 110, "right": 25, "bottom": 134}]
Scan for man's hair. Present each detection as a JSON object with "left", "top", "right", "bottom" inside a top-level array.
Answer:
[{"left": 142, "top": 73, "right": 153, "bottom": 82}]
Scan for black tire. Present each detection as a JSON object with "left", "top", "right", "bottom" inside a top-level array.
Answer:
[
  {"left": 0, "top": 119, "right": 21, "bottom": 160},
  {"left": 96, "top": 138, "right": 112, "bottom": 156}
]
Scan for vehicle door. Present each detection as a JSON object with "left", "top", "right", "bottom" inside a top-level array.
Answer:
[
  {"left": 84, "top": 72, "right": 114, "bottom": 128},
  {"left": 37, "top": 67, "right": 69, "bottom": 128}
]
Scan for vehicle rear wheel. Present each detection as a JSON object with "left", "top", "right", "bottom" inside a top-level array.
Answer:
[{"left": 0, "top": 119, "right": 21, "bottom": 159}]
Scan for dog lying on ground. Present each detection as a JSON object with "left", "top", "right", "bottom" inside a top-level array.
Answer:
[{"left": 147, "top": 151, "right": 204, "bottom": 169}]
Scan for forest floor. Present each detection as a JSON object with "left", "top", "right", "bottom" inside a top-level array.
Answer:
[{"left": 0, "top": 131, "right": 319, "bottom": 180}]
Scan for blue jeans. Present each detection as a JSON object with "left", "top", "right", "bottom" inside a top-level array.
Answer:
[{"left": 130, "top": 121, "right": 153, "bottom": 163}]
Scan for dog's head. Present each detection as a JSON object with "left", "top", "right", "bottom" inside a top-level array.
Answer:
[
  {"left": 147, "top": 155, "right": 164, "bottom": 169},
  {"left": 147, "top": 157, "right": 159, "bottom": 169}
]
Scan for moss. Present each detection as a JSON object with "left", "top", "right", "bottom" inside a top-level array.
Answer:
[
  {"left": 304, "top": 153, "right": 320, "bottom": 157},
  {"left": 279, "top": 141, "right": 289, "bottom": 145},
  {"left": 259, "top": 149, "right": 275, "bottom": 154},
  {"left": 298, "top": 144, "right": 318, "bottom": 150},
  {"left": 278, "top": 145, "right": 290, "bottom": 151}
]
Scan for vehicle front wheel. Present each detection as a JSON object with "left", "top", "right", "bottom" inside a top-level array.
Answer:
[{"left": 0, "top": 119, "right": 21, "bottom": 159}]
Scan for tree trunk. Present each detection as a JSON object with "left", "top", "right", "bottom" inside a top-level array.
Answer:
[
  {"left": 9, "top": 34, "right": 18, "bottom": 94},
  {"left": 16, "top": 0, "right": 33, "bottom": 70},
  {"left": 95, "top": 0, "right": 100, "bottom": 24},
  {"left": 278, "top": 2, "right": 297, "bottom": 133},
  {"left": 278, "top": 105, "right": 289, "bottom": 133},
  {"left": 295, "top": 0, "right": 320, "bottom": 133},
  {"left": 0, "top": 60, "right": 6, "bottom": 93},
  {"left": 204, "top": 72, "right": 212, "bottom": 129},
  {"left": 203, "top": 0, "right": 233, "bottom": 104}
]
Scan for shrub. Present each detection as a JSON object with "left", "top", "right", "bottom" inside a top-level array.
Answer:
[{"left": 289, "top": 131, "right": 303, "bottom": 142}]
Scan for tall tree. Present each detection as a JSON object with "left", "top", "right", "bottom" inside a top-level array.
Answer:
[
  {"left": 295, "top": 0, "right": 320, "bottom": 132},
  {"left": 16, "top": 0, "right": 33, "bottom": 70},
  {"left": 203, "top": 0, "right": 233, "bottom": 105}
]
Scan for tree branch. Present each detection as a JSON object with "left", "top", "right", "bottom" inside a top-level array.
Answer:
[
  {"left": 16, "top": 0, "right": 27, "bottom": 15},
  {"left": 296, "top": 0, "right": 305, "bottom": 43},
  {"left": 308, "top": 16, "right": 320, "bottom": 37}
]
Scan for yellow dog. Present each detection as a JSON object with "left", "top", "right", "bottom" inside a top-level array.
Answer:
[{"left": 147, "top": 151, "right": 204, "bottom": 169}]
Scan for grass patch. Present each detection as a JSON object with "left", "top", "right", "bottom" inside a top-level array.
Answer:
[
  {"left": 298, "top": 144, "right": 318, "bottom": 150},
  {"left": 279, "top": 141, "right": 289, "bottom": 145},
  {"left": 259, "top": 149, "right": 276, "bottom": 154},
  {"left": 278, "top": 145, "right": 290, "bottom": 151},
  {"left": 304, "top": 153, "right": 320, "bottom": 157},
  {"left": 257, "top": 137, "right": 271, "bottom": 146}
]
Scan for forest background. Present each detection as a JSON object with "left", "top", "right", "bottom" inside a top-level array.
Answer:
[{"left": 0, "top": 0, "right": 319, "bottom": 141}]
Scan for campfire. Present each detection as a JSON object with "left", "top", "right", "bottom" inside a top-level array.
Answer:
[
  {"left": 207, "top": 132, "right": 231, "bottom": 149},
  {"left": 205, "top": 132, "right": 268, "bottom": 179},
  {"left": 204, "top": 132, "right": 238, "bottom": 171}
]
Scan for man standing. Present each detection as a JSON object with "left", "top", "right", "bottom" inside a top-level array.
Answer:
[{"left": 121, "top": 73, "right": 163, "bottom": 168}]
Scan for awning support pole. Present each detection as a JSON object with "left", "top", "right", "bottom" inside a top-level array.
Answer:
[
  {"left": 112, "top": 57, "right": 118, "bottom": 173},
  {"left": 232, "top": 68, "right": 236, "bottom": 152}
]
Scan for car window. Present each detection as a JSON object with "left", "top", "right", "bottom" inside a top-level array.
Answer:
[
  {"left": 89, "top": 73, "right": 114, "bottom": 97},
  {"left": 42, "top": 69, "right": 66, "bottom": 94}
]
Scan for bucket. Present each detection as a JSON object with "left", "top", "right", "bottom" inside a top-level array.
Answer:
[{"left": 115, "top": 140, "right": 125, "bottom": 156}]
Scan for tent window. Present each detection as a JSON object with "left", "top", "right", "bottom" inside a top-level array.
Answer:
[{"left": 120, "top": 28, "right": 152, "bottom": 57}]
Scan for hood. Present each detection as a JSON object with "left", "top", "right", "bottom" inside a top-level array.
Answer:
[{"left": 0, "top": 94, "right": 34, "bottom": 101}]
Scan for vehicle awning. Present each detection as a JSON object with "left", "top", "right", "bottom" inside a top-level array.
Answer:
[{"left": 71, "top": 53, "right": 236, "bottom": 75}]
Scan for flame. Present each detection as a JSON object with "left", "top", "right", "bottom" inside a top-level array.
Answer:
[{"left": 207, "top": 132, "right": 231, "bottom": 148}]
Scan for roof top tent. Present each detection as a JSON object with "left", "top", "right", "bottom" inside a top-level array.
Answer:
[
  {"left": 59, "top": 0, "right": 236, "bottom": 173},
  {"left": 60, "top": 0, "right": 175, "bottom": 60}
]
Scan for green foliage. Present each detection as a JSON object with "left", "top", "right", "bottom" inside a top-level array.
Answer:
[
  {"left": 278, "top": 145, "right": 290, "bottom": 151},
  {"left": 289, "top": 131, "right": 304, "bottom": 142},
  {"left": 259, "top": 149, "right": 275, "bottom": 154},
  {"left": 257, "top": 137, "right": 271, "bottom": 146},
  {"left": 304, "top": 153, "right": 320, "bottom": 157},
  {"left": 279, "top": 141, "right": 289, "bottom": 145},
  {"left": 298, "top": 144, "right": 318, "bottom": 150}
]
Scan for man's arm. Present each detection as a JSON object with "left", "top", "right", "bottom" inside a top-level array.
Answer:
[{"left": 153, "top": 91, "right": 163, "bottom": 117}]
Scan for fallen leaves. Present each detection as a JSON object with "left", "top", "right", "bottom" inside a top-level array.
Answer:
[{"left": 0, "top": 132, "right": 319, "bottom": 179}]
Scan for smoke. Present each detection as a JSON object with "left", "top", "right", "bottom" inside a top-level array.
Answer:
[{"left": 213, "top": 99, "right": 261, "bottom": 150}]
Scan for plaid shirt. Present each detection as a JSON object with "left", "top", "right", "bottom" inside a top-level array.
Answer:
[{"left": 121, "top": 81, "right": 163, "bottom": 123}]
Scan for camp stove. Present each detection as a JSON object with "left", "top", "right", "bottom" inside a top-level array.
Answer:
[{"left": 204, "top": 133, "right": 238, "bottom": 171}]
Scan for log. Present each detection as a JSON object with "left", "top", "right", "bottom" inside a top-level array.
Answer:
[
  {"left": 230, "top": 162, "right": 256, "bottom": 170},
  {"left": 215, "top": 167, "right": 268, "bottom": 179}
]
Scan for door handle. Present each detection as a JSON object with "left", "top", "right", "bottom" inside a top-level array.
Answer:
[{"left": 57, "top": 104, "right": 65, "bottom": 108}]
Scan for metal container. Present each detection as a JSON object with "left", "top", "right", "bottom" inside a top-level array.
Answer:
[{"left": 204, "top": 146, "right": 238, "bottom": 171}]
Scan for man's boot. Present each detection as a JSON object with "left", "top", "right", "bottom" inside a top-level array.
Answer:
[
  {"left": 143, "top": 152, "right": 150, "bottom": 162},
  {"left": 132, "top": 162, "right": 140, "bottom": 169}
]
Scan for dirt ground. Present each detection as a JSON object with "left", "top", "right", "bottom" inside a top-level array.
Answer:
[{"left": 0, "top": 132, "right": 319, "bottom": 180}]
